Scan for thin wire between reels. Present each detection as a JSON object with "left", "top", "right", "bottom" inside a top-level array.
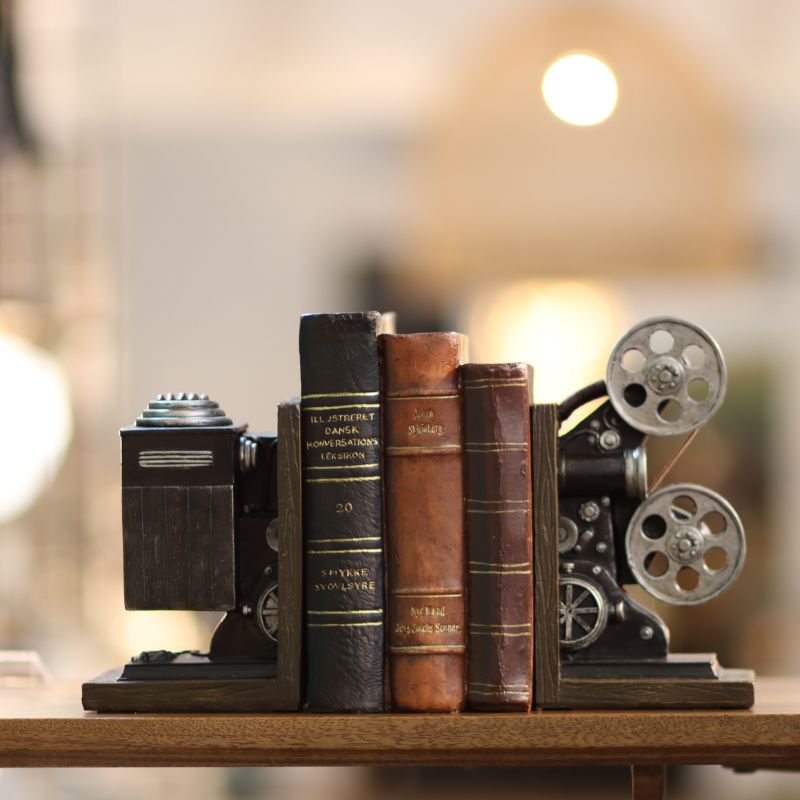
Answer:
[{"left": 648, "top": 429, "right": 700, "bottom": 494}]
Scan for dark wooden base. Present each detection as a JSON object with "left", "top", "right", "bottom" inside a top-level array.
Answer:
[
  {"left": 84, "top": 664, "right": 754, "bottom": 713},
  {"left": 119, "top": 652, "right": 277, "bottom": 681},
  {"left": 562, "top": 652, "right": 721, "bottom": 680},
  {"left": 82, "top": 667, "right": 301, "bottom": 713},
  {"left": 542, "top": 663, "right": 754, "bottom": 709}
]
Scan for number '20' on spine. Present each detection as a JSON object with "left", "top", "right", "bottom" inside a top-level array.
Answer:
[{"left": 299, "top": 311, "right": 392, "bottom": 712}]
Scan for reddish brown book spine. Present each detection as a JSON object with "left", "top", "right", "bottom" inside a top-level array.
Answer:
[
  {"left": 462, "top": 363, "right": 533, "bottom": 710},
  {"left": 382, "top": 332, "right": 466, "bottom": 712}
]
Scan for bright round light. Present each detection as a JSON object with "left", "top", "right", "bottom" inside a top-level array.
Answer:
[
  {"left": 542, "top": 53, "right": 618, "bottom": 127},
  {"left": 0, "top": 333, "right": 73, "bottom": 524}
]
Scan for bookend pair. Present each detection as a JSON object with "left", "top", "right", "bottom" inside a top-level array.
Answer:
[{"left": 83, "top": 316, "right": 754, "bottom": 712}]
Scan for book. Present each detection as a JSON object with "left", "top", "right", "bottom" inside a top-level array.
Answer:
[
  {"left": 299, "top": 311, "right": 391, "bottom": 712},
  {"left": 382, "top": 331, "right": 467, "bottom": 712},
  {"left": 461, "top": 363, "right": 534, "bottom": 710}
]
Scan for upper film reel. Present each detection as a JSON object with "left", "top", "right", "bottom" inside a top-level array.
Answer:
[
  {"left": 606, "top": 318, "right": 727, "bottom": 436},
  {"left": 625, "top": 483, "right": 746, "bottom": 606}
]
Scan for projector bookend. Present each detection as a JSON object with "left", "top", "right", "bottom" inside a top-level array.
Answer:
[
  {"left": 82, "top": 400, "right": 302, "bottom": 712},
  {"left": 533, "top": 319, "right": 754, "bottom": 709}
]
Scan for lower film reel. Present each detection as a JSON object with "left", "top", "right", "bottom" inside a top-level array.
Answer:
[
  {"left": 606, "top": 317, "right": 727, "bottom": 436},
  {"left": 625, "top": 483, "right": 745, "bottom": 606}
]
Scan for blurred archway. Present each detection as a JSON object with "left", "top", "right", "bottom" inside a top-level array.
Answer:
[{"left": 404, "top": 6, "right": 752, "bottom": 293}]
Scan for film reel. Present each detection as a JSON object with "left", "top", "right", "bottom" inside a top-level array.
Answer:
[
  {"left": 625, "top": 483, "right": 745, "bottom": 606},
  {"left": 606, "top": 318, "right": 727, "bottom": 436}
]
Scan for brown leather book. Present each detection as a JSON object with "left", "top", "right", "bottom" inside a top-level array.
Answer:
[
  {"left": 462, "top": 363, "right": 533, "bottom": 710},
  {"left": 382, "top": 332, "right": 467, "bottom": 712}
]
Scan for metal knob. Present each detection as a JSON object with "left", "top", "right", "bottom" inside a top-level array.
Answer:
[{"left": 136, "top": 394, "right": 233, "bottom": 427}]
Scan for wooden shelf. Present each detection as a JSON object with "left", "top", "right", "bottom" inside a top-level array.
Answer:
[{"left": 0, "top": 676, "right": 799, "bottom": 769}]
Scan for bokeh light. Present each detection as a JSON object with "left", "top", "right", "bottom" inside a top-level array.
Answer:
[
  {"left": 542, "top": 52, "right": 618, "bottom": 126},
  {"left": 0, "top": 333, "right": 73, "bottom": 523},
  {"left": 463, "top": 280, "right": 624, "bottom": 403}
]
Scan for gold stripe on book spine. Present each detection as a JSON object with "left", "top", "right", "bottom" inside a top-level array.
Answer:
[
  {"left": 464, "top": 447, "right": 526, "bottom": 454},
  {"left": 384, "top": 393, "right": 460, "bottom": 400},
  {"left": 385, "top": 444, "right": 462, "bottom": 454},
  {"left": 308, "top": 622, "right": 383, "bottom": 628},
  {"left": 464, "top": 441, "right": 527, "bottom": 446},
  {"left": 466, "top": 508, "right": 528, "bottom": 514},
  {"left": 463, "top": 382, "right": 529, "bottom": 390},
  {"left": 469, "top": 568, "right": 532, "bottom": 575},
  {"left": 467, "top": 498, "right": 529, "bottom": 505},
  {"left": 470, "top": 682, "right": 531, "bottom": 689},
  {"left": 303, "top": 476, "right": 381, "bottom": 483},
  {"left": 301, "top": 391, "right": 380, "bottom": 399},
  {"left": 470, "top": 623, "right": 531, "bottom": 629},
  {"left": 308, "top": 609, "right": 383, "bottom": 615},
  {"left": 302, "top": 403, "right": 380, "bottom": 411},
  {"left": 307, "top": 537, "right": 382, "bottom": 543}
]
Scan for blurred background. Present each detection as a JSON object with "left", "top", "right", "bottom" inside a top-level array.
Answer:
[{"left": 0, "top": 0, "right": 798, "bottom": 797}]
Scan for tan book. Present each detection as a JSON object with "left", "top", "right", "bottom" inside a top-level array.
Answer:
[{"left": 381, "top": 332, "right": 467, "bottom": 712}]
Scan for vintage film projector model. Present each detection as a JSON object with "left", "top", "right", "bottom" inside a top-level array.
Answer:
[
  {"left": 533, "top": 318, "right": 755, "bottom": 708},
  {"left": 82, "top": 397, "right": 302, "bottom": 712}
]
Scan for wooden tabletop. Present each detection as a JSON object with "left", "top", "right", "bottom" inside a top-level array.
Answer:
[{"left": 1, "top": 676, "right": 799, "bottom": 768}]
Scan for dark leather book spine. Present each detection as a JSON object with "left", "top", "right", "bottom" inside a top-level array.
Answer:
[
  {"left": 462, "top": 363, "right": 533, "bottom": 710},
  {"left": 382, "top": 332, "right": 466, "bottom": 712},
  {"left": 300, "top": 312, "right": 385, "bottom": 712}
]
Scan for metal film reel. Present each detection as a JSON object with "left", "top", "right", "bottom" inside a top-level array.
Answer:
[
  {"left": 255, "top": 582, "right": 279, "bottom": 642},
  {"left": 559, "top": 574, "right": 609, "bottom": 649},
  {"left": 606, "top": 318, "right": 727, "bottom": 436},
  {"left": 625, "top": 483, "right": 745, "bottom": 606}
]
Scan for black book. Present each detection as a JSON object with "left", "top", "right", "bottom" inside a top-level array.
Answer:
[{"left": 299, "top": 311, "right": 392, "bottom": 711}]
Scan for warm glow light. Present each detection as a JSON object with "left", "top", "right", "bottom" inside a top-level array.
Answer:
[
  {"left": 463, "top": 280, "right": 624, "bottom": 405},
  {"left": 122, "top": 611, "right": 209, "bottom": 658},
  {"left": 0, "top": 333, "right": 73, "bottom": 524},
  {"left": 542, "top": 53, "right": 618, "bottom": 126}
]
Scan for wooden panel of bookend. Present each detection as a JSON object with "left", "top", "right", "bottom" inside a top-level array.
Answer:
[
  {"left": 532, "top": 404, "right": 560, "bottom": 707},
  {"left": 531, "top": 403, "right": 753, "bottom": 710},
  {"left": 81, "top": 401, "right": 302, "bottom": 712}
]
